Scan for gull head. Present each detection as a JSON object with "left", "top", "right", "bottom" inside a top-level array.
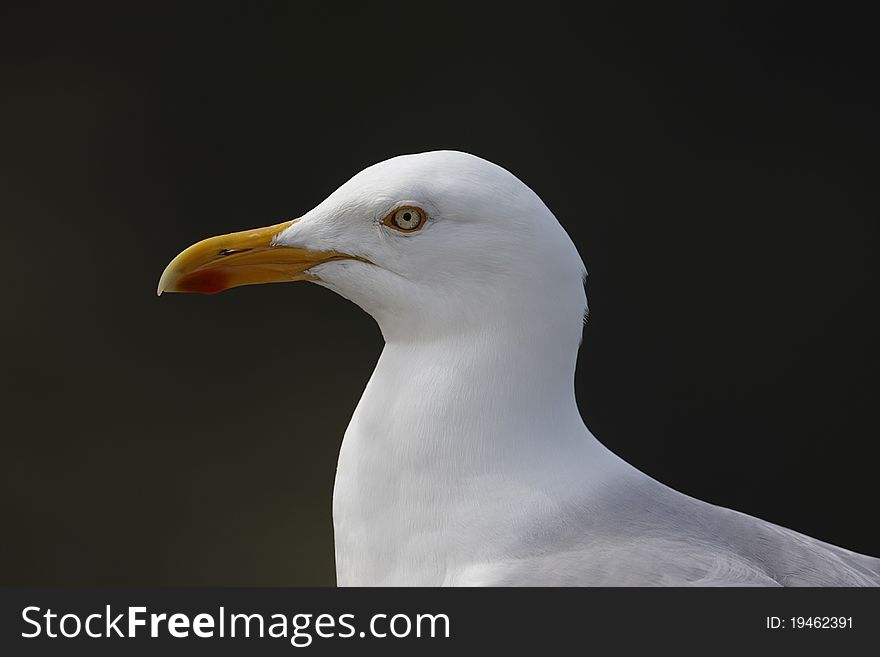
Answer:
[{"left": 158, "top": 151, "right": 587, "bottom": 342}]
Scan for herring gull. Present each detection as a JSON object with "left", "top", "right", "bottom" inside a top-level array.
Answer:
[{"left": 158, "top": 151, "right": 880, "bottom": 586}]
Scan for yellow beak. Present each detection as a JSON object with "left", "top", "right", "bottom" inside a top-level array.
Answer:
[{"left": 157, "top": 219, "right": 354, "bottom": 295}]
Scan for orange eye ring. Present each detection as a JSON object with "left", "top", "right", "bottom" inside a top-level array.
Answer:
[{"left": 383, "top": 206, "right": 426, "bottom": 232}]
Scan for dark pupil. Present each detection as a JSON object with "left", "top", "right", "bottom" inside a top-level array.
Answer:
[{"left": 403, "top": 212, "right": 412, "bottom": 222}]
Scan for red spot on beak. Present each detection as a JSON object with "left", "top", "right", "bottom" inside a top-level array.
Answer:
[{"left": 176, "top": 268, "right": 231, "bottom": 295}]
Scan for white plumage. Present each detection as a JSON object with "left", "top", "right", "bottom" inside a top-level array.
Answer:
[{"left": 164, "top": 150, "right": 880, "bottom": 586}]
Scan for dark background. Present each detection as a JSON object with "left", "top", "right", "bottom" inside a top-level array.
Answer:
[{"left": 1, "top": 2, "right": 877, "bottom": 585}]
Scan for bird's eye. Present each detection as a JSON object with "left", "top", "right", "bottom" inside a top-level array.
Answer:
[{"left": 384, "top": 206, "right": 425, "bottom": 232}]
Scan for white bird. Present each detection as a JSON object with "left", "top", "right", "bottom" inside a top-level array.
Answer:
[{"left": 158, "top": 151, "right": 879, "bottom": 586}]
